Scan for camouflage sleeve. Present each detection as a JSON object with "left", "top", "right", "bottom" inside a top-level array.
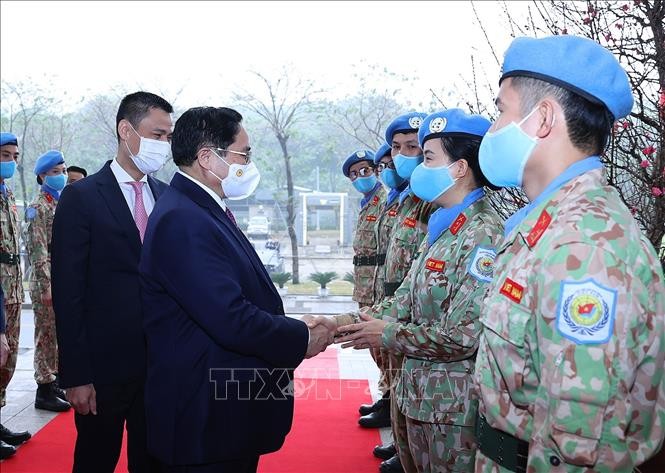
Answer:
[
  {"left": 27, "top": 204, "right": 51, "bottom": 292},
  {"left": 527, "top": 242, "right": 665, "bottom": 470},
  {"left": 382, "top": 246, "right": 487, "bottom": 362}
]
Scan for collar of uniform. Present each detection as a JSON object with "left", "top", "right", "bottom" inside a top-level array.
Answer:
[
  {"left": 177, "top": 170, "right": 227, "bottom": 211},
  {"left": 502, "top": 167, "right": 605, "bottom": 252},
  {"left": 41, "top": 184, "right": 60, "bottom": 201},
  {"left": 427, "top": 188, "right": 485, "bottom": 246},
  {"left": 360, "top": 181, "right": 383, "bottom": 208}
]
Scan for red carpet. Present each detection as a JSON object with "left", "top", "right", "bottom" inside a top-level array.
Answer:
[{"left": 2, "top": 347, "right": 381, "bottom": 473}]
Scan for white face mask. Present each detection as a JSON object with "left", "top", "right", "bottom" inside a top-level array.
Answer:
[
  {"left": 209, "top": 149, "right": 261, "bottom": 200},
  {"left": 125, "top": 122, "right": 171, "bottom": 174}
]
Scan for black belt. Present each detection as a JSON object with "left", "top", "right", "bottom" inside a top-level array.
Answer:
[
  {"left": 377, "top": 253, "right": 386, "bottom": 265},
  {"left": 383, "top": 282, "right": 401, "bottom": 297},
  {"left": 0, "top": 252, "right": 20, "bottom": 265},
  {"left": 475, "top": 415, "right": 528, "bottom": 473},
  {"left": 353, "top": 254, "right": 378, "bottom": 266}
]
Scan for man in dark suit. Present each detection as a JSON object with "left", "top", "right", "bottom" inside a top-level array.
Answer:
[
  {"left": 51, "top": 91, "right": 173, "bottom": 473},
  {"left": 139, "top": 106, "right": 333, "bottom": 473}
]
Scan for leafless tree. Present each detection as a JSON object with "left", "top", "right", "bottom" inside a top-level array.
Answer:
[{"left": 234, "top": 69, "right": 321, "bottom": 283}]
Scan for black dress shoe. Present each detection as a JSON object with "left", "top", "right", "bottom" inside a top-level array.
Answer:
[
  {"left": 373, "top": 442, "right": 396, "bottom": 460},
  {"left": 358, "top": 400, "right": 391, "bottom": 428},
  {"left": 35, "top": 382, "right": 71, "bottom": 412},
  {"left": 0, "top": 424, "right": 31, "bottom": 446},
  {"left": 379, "top": 454, "right": 404, "bottom": 473},
  {"left": 0, "top": 440, "right": 16, "bottom": 460}
]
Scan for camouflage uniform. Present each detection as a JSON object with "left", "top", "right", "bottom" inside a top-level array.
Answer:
[
  {"left": 380, "top": 190, "right": 433, "bottom": 472},
  {"left": 373, "top": 195, "right": 401, "bottom": 303},
  {"left": 372, "top": 192, "right": 402, "bottom": 394},
  {"left": 26, "top": 189, "right": 59, "bottom": 385},
  {"left": 475, "top": 168, "right": 665, "bottom": 472},
  {"left": 365, "top": 196, "right": 503, "bottom": 472},
  {"left": 0, "top": 184, "right": 24, "bottom": 407},
  {"left": 352, "top": 184, "right": 386, "bottom": 307}
]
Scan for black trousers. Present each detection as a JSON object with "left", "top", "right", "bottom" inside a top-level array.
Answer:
[
  {"left": 160, "top": 457, "right": 259, "bottom": 473},
  {"left": 73, "top": 380, "right": 160, "bottom": 473}
]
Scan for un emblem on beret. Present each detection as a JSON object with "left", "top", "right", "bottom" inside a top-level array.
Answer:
[
  {"left": 236, "top": 169, "right": 244, "bottom": 177},
  {"left": 357, "top": 150, "right": 366, "bottom": 158},
  {"left": 408, "top": 116, "right": 422, "bottom": 129},
  {"left": 429, "top": 117, "right": 447, "bottom": 134}
]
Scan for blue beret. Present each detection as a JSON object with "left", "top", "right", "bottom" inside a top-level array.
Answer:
[
  {"left": 373, "top": 143, "right": 392, "bottom": 164},
  {"left": 501, "top": 35, "right": 633, "bottom": 120},
  {"left": 342, "top": 150, "right": 375, "bottom": 177},
  {"left": 0, "top": 132, "right": 18, "bottom": 147},
  {"left": 34, "top": 150, "right": 65, "bottom": 176},
  {"left": 418, "top": 109, "right": 491, "bottom": 147},
  {"left": 385, "top": 112, "right": 427, "bottom": 143}
]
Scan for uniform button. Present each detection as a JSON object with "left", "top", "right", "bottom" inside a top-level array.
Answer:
[{"left": 549, "top": 455, "right": 561, "bottom": 466}]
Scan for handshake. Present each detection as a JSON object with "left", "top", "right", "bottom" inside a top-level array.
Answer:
[{"left": 301, "top": 312, "right": 388, "bottom": 358}]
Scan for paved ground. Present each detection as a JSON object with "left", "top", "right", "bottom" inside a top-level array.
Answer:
[{"left": 1, "top": 297, "right": 391, "bottom": 452}]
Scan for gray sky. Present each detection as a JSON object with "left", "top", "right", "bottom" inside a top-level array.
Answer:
[{"left": 1, "top": 1, "right": 531, "bottom": 110}]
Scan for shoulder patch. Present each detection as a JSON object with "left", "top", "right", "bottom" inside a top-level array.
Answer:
[
  {"left": 467, "top": 247, "right": 496, "bottom": 283},
  {"left": 556, "top": 278, "right": 616, "bottom": 345},
  {"left": 450, "top": 213, "right": 467, "bottom": 235},
  {"left": 26, "top": 207, "right": 37, "bottom": 220}
]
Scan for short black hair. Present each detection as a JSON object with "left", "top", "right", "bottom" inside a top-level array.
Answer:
[
  {"left": 511, "top": 76, "right": 613, "bottom": 156},
  {"left": 115, "top": 91, "right": 173, "bottom": 141},
  {"left": 171, "top": 107, "right": 243, "bottom": 167},
  {"left": 440, "top": 135, "right": 500, "bottom": 191},
  {"left": 66, "top": 165, "right": 87, "bottom": 177}
]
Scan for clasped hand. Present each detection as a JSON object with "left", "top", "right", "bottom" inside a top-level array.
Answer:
[
  {"left": 301, "top": 315, "right": 337, "bottom": 358},
  {"left": 335, "top": 312, "right": 387, "bottom": 350}
]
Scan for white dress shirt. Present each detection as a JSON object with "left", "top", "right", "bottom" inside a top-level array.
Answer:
[
  {"left": 177, "top": 170, "right": 227, "bottom": 211},
  {"left": 110, "top": 159, "right": 156, "bottom": 217}
]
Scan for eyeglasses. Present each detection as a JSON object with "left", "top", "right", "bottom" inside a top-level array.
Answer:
[
  {"left": 349, "top": 166, "right": 374, "bottom": 180},
  {"left": 216, "top": 148, "right": 252, "bottom": 164},
  {"left": 376, "top": 162, "right": 395, "bottom": 172}
]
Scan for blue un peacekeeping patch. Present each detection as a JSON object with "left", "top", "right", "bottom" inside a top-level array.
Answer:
[
  {"left": 26, "top": 207, "right": 37, "bottom": 220},
  {"left": 467, "top": 246, "right": 496, "bottom": 283},
  {"left": 556, "top": 278, "right": 617, "bottom": 345}
]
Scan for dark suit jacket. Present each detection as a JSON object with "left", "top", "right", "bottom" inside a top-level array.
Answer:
[
  {"left": 51, "top": 160, "right": 168, "bottom": 389},
  {"left": 139, "top": 172, "right": 308, "bottom": 465}
]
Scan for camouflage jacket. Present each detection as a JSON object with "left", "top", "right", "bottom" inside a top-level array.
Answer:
[
  {"left": 0, "top": 185, "right": 24, "bottom": 305},
  {"left": 373, "top": 196, "right": 401, "bottom": 302},
  {"left": 352, "top": 185, "right": 387, "bottom": 305},
  {"left": 366, "top": 197, "right": 503, "bottom": 425},
  {"left": 475, "top": 169, "right": 665, "bottom": 471},
  {"left": 383, "top": 192, "right": 434, "bottom": 294},
  {"left": 26, "top": 190, "right": 57, "bottom": 297}
]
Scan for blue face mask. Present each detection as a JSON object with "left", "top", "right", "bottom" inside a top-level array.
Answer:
[
  {"left": 479, "top": 108, "right": 542, "bottom": 188},
  {"left": 44, "top": 174, "right": 67, "bottom": 191},
  {"left": 0, "top": 161, "right": 16, "bottom": 179},
  {"left": 380, "top": 168, "right": 405, "bottom": 189},
  {"left": 411, "top": 161, "right": 457, "bottom": 203},
  {"left": 352, "top": 175, "right": 377, "bottom": 194},
  {"left": 393, "top": 153, "right": 423, "bottom": 179}
]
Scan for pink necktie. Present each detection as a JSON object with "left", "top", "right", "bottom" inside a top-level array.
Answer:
[
  {"left": 128, "top": 181, "right": 148, "bottom": 242},
  {"left": 225, "top": 207, "right": 237, "bottom": 227}
]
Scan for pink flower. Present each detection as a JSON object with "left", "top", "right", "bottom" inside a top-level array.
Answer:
[
  {"left": 583, "top": 17, "right": 592, "bottom": 25},
  {"left": 652, "top": 187, "right": 664, "bottom": 197},
  {"left": 604, "top": 33, "right": 613, "bottom": 42},
  {"left": 640, "top": 160, "right": 651, "bottom": 168},
  {"left": 622, "top": 121, "right": 630, "bottom": 129},
  {"left": 659, "top": 91, "right": 665, "bottom": 109},
  {"left": 643, "top": 145, "right": 656, "bottom": 156},
  {"left": 561, "top": 28, "right": 568, "bottom": 34},
  {"left": 630, "top": 206, "right": 638, "bottom": 215},
  {"left": 615, "top": 23, "right": 623, "bottom": 29},
  {"left": 622, "top": 4, "right": 629, "bottom": 11}
]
